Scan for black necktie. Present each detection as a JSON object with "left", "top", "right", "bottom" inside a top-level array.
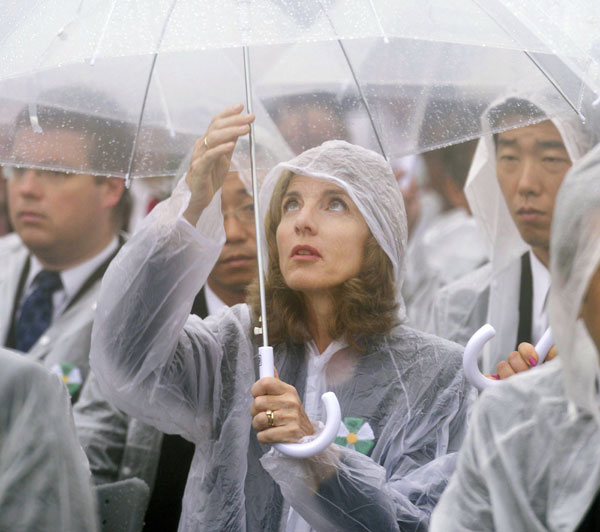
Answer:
[{"left": 13, "top": 270, "right": 62, "bottom": 352}]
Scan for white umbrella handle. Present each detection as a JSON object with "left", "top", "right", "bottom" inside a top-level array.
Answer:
[
  {"left": 463, "top": 325, "right": 554, "bottom": 391},
  {"left": 259, "top": 346, "right": 342, "bottom": 458}
]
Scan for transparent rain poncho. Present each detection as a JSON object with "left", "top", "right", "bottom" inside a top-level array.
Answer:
[
  {"left": 74, "top": 127, "right": 292, "bottom": 490},
  {"left": 428, "top": 94, "right": 592, "bottom": 372},
  {"left": 0, "top": 347, "right": 97, "bottom": 532},
  {"left": 90, "top": 140, "right": 474, "bottom": 531},
  {"left": 430, "top": 141, "right": 600, "bottom": 531}
]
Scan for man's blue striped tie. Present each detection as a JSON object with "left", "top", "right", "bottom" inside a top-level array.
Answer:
[{"left": 13, "top": 270, "right": 62, "bottom": 352}]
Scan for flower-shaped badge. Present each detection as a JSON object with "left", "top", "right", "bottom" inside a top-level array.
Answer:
[
  {"left": 335, "top": 417, "right": 375, "bottom": 455},
  {"left": 51, "top": 362, "right": 83, "bottom": 397}
]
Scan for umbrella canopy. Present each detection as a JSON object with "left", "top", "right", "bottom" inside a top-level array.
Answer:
[
  {"left": 0, "top": 0, "right": 589, "bottom": 179},
  {"left": 479, "top": 0, "right": 600, "bottom": 100}
]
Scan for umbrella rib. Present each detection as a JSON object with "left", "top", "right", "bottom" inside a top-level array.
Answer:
[
  {"left": 335, "top": 39, "right": 388, "bottom": 160},
  {"left": 471, "top": 0, "right": 585, "bottom": 122},
  {"left": 123, "top": 0, "right": 180, "bottom": 186},
  {"left": 366, "top": 0, "right": 389, "bottom": 43},
  {"left": 90, "top": 0, "right": 118, "bottom": 66},
  {"left": 315, "top": 0, "right": 387, "bottom": 159},
  {"left": 522, "top": 50, "right": 586, "bottom": 121}
]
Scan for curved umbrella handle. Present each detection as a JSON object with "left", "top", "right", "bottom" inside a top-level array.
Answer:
[
  {"left": 463, "top": 325, "right": 554, "bottom": 391},
  {"left": 259, "top": 346, "right": 342, "bottom": 458}
]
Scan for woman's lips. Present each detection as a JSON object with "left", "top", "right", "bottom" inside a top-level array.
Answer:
[{"left": 291, "top": 245, "right": 322, "bottom": 260}]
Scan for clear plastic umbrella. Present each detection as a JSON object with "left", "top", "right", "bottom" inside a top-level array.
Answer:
[
  {"left": 0, "top": 0, "right": 590, "bottom": 180},
  {"left": 477, "top": 0, "right": 600, "bottom": 102}
]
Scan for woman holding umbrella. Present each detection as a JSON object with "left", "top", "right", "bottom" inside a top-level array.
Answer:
[{"left": 90, "top": 104, "right": 473, "bottom": 531}]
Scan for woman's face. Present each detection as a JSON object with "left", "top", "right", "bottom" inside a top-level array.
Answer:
[
  {"left": 276, "top": 174, "right": 370, "bottom": 294},
  {"left": 581, "top": 265, "right": 600, "bottom": 353}
]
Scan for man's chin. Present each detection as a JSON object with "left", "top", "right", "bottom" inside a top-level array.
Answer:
[{"left": 519, "top": 229, "right": 550, "bottom": 251}]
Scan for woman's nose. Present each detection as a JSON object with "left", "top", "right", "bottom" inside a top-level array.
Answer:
[{"left": 293, "top": 205, "right": 317, "bottom": 235}]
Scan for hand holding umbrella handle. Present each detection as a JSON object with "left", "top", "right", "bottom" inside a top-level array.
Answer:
[
  {"left": 463, "top": 325, "right": 554, "bottom": 391},
  {"left": 259, "top": 346, "right": 342, "bottom": 458}
]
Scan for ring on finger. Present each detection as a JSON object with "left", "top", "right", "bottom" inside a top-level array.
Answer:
[
  {"left": 203, "top": 136, "right": 210, "bottom": 149},
  {"left": 265, "top": 409, "right": 275, "bottom": 428}
]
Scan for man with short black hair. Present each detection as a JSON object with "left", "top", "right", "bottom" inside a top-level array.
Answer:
[{"left": 428, "top": 97, "right": 592, "bottom": 373}]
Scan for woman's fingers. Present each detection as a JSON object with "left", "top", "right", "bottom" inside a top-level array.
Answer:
[
  {"left": 255, "top": 422, "right": 311, "bottom": 444},
  {"left": 250, "top": 376, "right": 292, "bottom": 398},
  {"left": 249, "top": 394, "right": 294, "bottom": 417},
  {"left": 210, "top": 110, "right": 255, "bottom": 132},
  {"left": 200, "top": 124, "right": 251, "bottom": 153},
  {"left": 251, "top": 406, "right": 314, "bottom": 443},
  {"left": 249, "top": 375, "right": 315, "bottom": 443}
]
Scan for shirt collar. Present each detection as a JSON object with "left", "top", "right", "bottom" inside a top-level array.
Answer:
[
  {"left": 204, "top": 283, "right": 228, "bottom": 317},
  {"left": 28, "top": 237, "right": 119, "bottom": 301}
]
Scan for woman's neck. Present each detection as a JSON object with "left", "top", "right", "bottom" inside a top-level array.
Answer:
[{"left": 304, "top": 292, "right": 335, "bottom": 354}]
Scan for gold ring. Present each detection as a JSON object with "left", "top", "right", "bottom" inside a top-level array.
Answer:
[
  {"left": 265, "top": 409, "right": 275, "bottom": 428},
  {"left": 203, "top": 136, "right": 210, "bottom": 149}
]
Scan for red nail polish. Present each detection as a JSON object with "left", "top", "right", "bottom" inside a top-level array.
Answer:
[
  {"left": 490, "top": 374, "right": 499, "bottom": 379},
  {"left": 529, "top": 357, "right": 538, "bottom": 367}
]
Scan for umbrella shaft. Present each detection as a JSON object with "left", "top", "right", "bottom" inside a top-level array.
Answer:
[{"left": 243, "top": 46, "right": 269, "bottom": 347}]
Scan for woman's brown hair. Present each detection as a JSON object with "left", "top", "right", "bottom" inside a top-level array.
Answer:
[{"left": 247, "top": 170, "right": 399, "bottom": 350}]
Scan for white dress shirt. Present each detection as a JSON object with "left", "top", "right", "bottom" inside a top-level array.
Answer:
[
  {"left": 20, "top": 237, "right": 120, "bottom": 322},
  {"left": 529, "top": 249, "right": 551, "bottom": 345},
  {"left": 203, "top": 283, "right": 228, "bottom": 317}
]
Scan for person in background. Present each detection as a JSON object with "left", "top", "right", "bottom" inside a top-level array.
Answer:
[
  {"left": 431, "top": 140, "right": 600, "bottom": 532},
  {"left": 0, "top": 174, "right": 11, "bottom": 235},
  {"left": 0, "top": 347, "right": 97, "bottom": 532},
  {"left": 403, "top": 139, "right": 488, "bottom": 330},
  {"left": 1, "top": 88, "right": 131, "bottom": 402},
  {"left": 427, "top": 96, "right": 591, "bottom": 373}
]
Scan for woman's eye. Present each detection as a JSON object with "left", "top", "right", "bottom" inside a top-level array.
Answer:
[
  {"left": 282, "top": 198, "right": 299, "bottom": 212},
  {"left": 328, "top": 198, "right": 347, "bottom": 212}
]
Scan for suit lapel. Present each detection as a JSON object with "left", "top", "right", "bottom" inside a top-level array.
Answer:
[{"left": 0, "top": 243, "right": 29, "bottom": 346}]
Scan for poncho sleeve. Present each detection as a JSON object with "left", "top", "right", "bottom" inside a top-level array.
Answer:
[{"left": 90, "top": 177, "right": 247, "bottom": 442}]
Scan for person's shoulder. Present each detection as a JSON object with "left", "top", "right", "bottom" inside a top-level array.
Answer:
[
  {"left": 438, "top": 262, "right": 493, "bottom": 301},
  {"left": 0, "top": 347, "right": 61, "bottom": 397}
]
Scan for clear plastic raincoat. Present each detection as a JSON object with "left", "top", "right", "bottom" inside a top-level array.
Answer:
[
  {"left": 427, "top": 94, "right": 592, "bottom": 372},
  {"left": 430, "top": 140, "right": 600, "bottom": 531},
  {"left": 0, "top": 347, "right": 97, "bottom": 532},
  {"left": 90, "top": 140, "right": 474, "bottom": 531}
]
